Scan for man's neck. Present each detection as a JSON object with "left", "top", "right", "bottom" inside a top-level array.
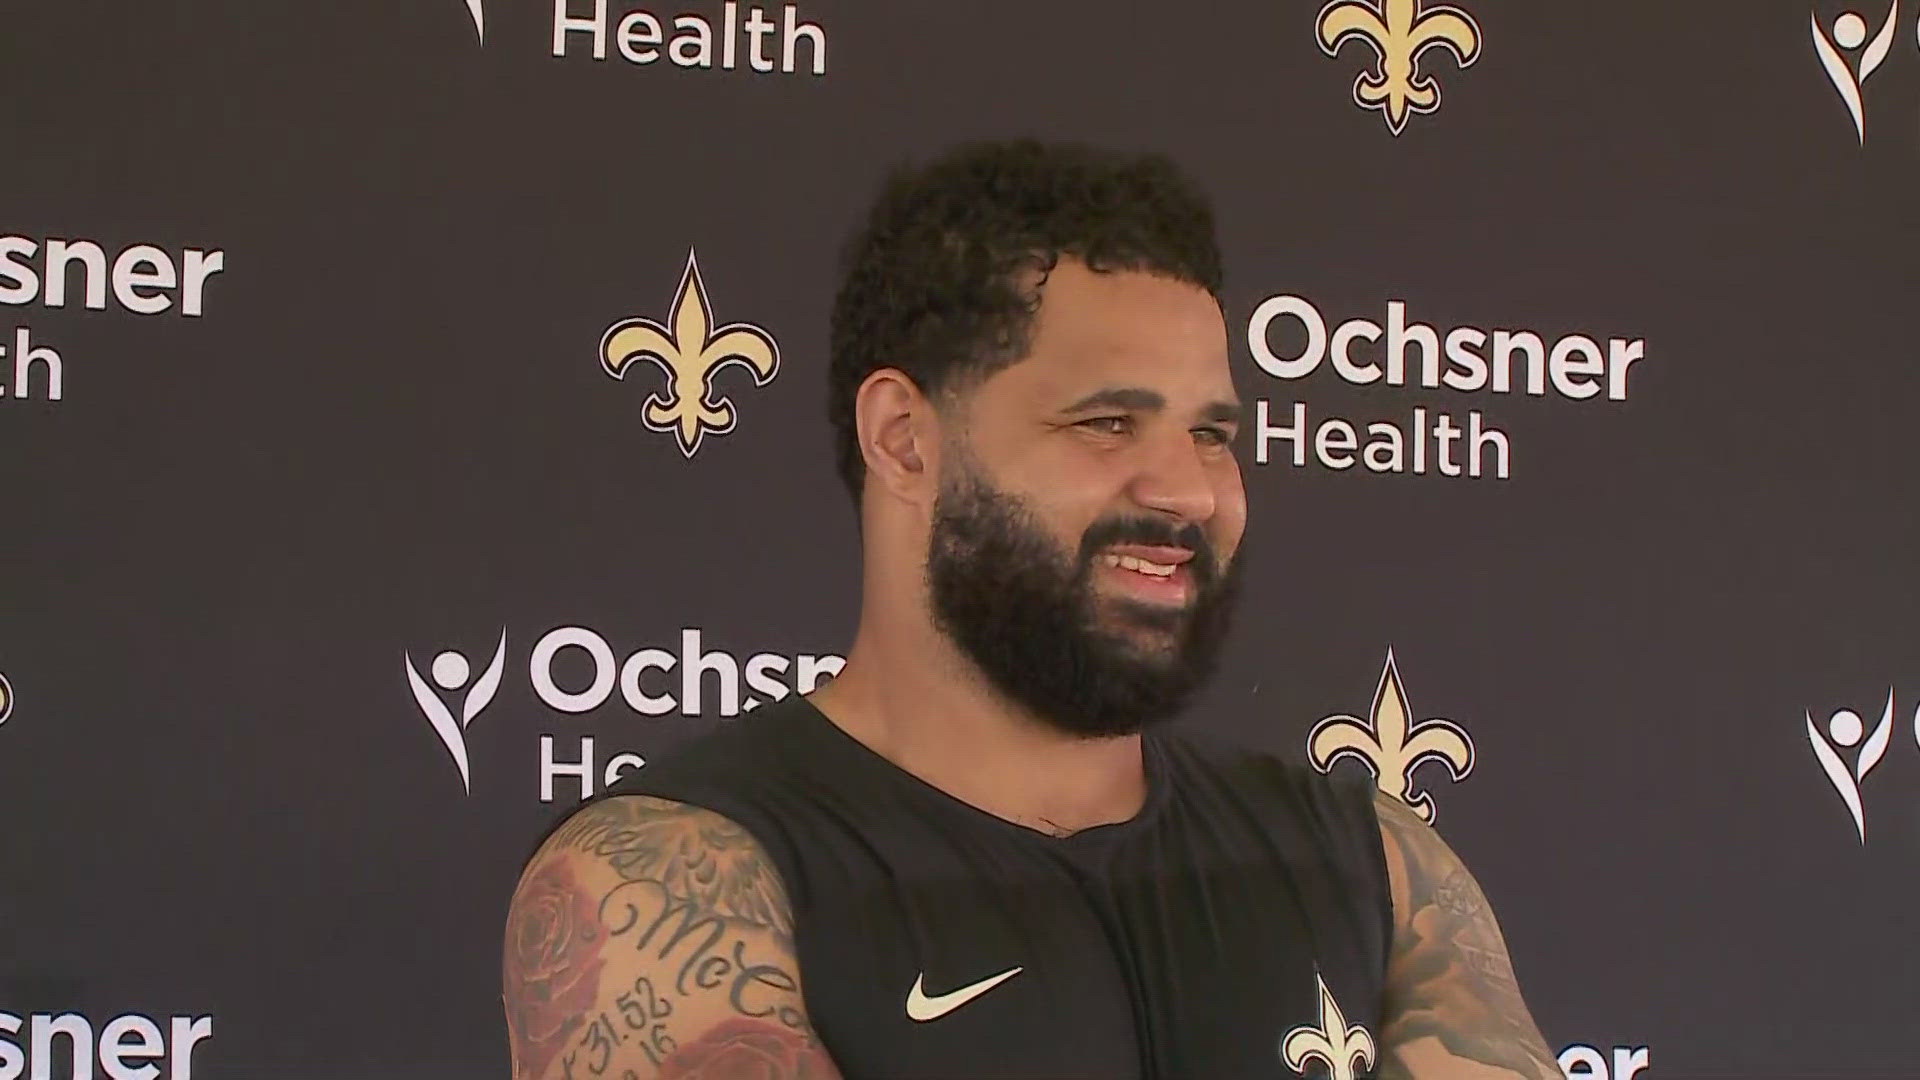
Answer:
[{"left": 806, "top": 613, "right": 1149, "bottom": 837}]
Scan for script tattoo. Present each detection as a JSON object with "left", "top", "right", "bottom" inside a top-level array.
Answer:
[
  {"left": 552, "top": 796, "right": 794, "bottom": 941},
  {"left": 1374, "top": 794, "right": 1560, "bottom": 1080},
  {"left": 508, "top": 796, "right": 837, "bottom": 1080}
]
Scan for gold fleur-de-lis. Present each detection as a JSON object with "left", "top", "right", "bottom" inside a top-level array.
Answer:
[
  {"left": 0, "top": 671, "right": 12, "bottom": 724},
  {"left": 1307, "top": 648, "right": 1475, "bottom": 823},
  {"left": 1281, "top": 973, "right": 1376, "bottom": 1080},
  {"left": 1316, "top": 0, "right": 1482, "bottom": 135},
  {"left": 600, "top": 250, "right": 780, "bottom": 458}
]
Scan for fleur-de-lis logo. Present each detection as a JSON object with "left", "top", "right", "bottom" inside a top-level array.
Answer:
[
  {"left": 0, "top": 670, "right": 12, "bottom": 726},
  {"left": 464, "top": 0, "right": 484, "bottom": 44},
  {"left": 600, "top": 250, "right": 781, "bottom": 458},
  {"left": 1316, "top": 0, "right": 1483, "bottom": 135},
  {"left": 1281, "top": 973, "right": 1376, "bottom": 1080},
  {"left": 1307, "top": 648, "right": 1475, "bottom": 823}
]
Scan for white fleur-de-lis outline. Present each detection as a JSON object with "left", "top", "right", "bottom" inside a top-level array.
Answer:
[
  {"left": 406, "top": 631, "right": 507, "bottom": 795},
  {"left": 1806, "top": 689, "right": 1894, "bottom": 843},
  {"left": 601, "top": 249, "right": 781, "bottom": 459},
  {"left": 464, "top": 0, "right": 484, "bottom": 44},
  {"left": 1307, "top": 648, "right": 1475, "bottom": 824},
  {"left": 0, "top": 670, "right": 12, "bottom": 726},
  {"left": 1316, "top": 0, "right": 1483, "bottom": 135},
  {"left": 1281, "top": 972, "right": 1377, "bottom": 1080},
  {"left": 1811, "top": 3, "right": 1899, "bottom": 143}
]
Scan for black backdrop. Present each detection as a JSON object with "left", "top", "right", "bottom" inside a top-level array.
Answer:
[{"left": 3, "top": 2, "right": 1917, "bottom": 1077}]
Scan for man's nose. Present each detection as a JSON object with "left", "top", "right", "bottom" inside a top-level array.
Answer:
[{"left": 1128, "top": 430, "right": 1218, "bottom": 525}]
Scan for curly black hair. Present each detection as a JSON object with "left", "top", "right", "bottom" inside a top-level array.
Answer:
[{"left": 827, "top": 139, "right": 1224, "bottom": 504}]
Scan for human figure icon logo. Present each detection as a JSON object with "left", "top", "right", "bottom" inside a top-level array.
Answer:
[
  {"left": 1806, "top": 690, "right": 1895, "bottom": 843},
  {"left": 1810, "top": 4, "right": 1900, "bottom": 143},
  {"left": 406, "top": 631, "right": 508, "bottom": 794}
]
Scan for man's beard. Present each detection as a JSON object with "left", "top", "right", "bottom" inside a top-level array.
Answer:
[{"left": 925, "top": 463, "right": 1242, "bottom": 739}]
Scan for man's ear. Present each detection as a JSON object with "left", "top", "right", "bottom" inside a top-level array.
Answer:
[{"left": 854, "top": 368, "right": 938, "bottom": 505}]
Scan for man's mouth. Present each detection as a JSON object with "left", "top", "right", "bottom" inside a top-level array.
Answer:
[
  {"left": 1097, "top": 552, "right": 1179, "bottom": 577},
  {"left": 1093, "top": 545, "right": 1197, "bottom": 605}
]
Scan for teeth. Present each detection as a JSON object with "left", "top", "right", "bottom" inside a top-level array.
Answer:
[{"left": 1099, "top": 553, "right": 1177, "bottom": 578}]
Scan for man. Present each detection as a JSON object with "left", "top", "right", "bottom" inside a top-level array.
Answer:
[{"left": 505, "top": 140, "right": 1559, "bottom": 1079}]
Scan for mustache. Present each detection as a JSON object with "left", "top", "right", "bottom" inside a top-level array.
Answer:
[{"left": 1076, "top": 516, "right": 1220, "bottom": 585}]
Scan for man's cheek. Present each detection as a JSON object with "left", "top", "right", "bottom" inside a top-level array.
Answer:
[{"left": 1218, "top": 493, "right": 1249, "bottom": 558}]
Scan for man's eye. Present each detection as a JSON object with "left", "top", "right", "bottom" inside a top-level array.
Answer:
[
  {"left": 1079, "top": 416, "right": 1131, "bottom": 435},
  {"left": 1194, "top": 426, "right": 1235, "bottom": 446}
]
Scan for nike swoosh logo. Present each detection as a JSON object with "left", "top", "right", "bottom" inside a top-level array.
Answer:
[{"left": 905, "top": 966, "right": 1024, "bottom": 1022}]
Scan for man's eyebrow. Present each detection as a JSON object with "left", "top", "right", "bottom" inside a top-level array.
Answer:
[
  {"left": 1061, "top": 387, "right": 1166, "bottom": 414},
  {"left": 1202, "top": 400, "right": 1244, "bottom": 425},
  {"left": 1060, "top": 388, "right": 1244, "bottom": 425}
]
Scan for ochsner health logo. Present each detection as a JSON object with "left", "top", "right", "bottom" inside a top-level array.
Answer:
[
  {"left": 1806, "top": 688, "right": 1897, "bottom": 842},
  {"left": 549, "top": 1, "right": 829, "bottom": 76},
  {"left": 1, "top": 1010, "right": 215, "bottom": 1079},
  {"left": 1811, "top": 3, "right": 1900, "bottom": 143},
  {"left": 1245, "top": 294, "right": 1650, "bottom": 481},
  {"left": 407, "top": 625, "right": 842, "bottom": 802},
  {"left": 0, "top": 233, "right": 226, "bottom": 410},
  {"left": 406, "top": 631, "right": 508, "bottom": 794}
]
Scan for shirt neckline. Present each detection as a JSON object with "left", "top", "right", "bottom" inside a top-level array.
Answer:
[{"left": 788, "top": 693, "right": 1173, "bottom": 857}]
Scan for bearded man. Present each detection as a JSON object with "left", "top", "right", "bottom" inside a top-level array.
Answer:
[{"left": 504, "top": 139, "right": 1559, "bottom": 1080}]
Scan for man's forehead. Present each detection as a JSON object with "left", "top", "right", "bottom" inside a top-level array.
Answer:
[
  {"left": 1030, "top": 264, "right": 1222, "bottom": 340},
  {"left": 991, "top": 263, "right": 1233, "bottom": 404},
  {"left": 1003, "top": 317, "right": 1237, "bottom": 408}
]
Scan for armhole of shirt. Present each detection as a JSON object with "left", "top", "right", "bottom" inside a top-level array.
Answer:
[
  {"left": 1318, "top": 765, "right": 1396, "bottom": 981},
  {"left": 1354, "top": 778, "right": 1395, "bottom": 978}
]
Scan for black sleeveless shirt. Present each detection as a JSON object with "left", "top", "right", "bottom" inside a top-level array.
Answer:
[{"left": 598, "top": 696, "right": 1392, "bottom": 1080}]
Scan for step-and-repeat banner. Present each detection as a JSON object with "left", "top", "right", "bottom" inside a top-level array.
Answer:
[{"left": 3, "top": 1, "right": 1916, "bottom": 1077}]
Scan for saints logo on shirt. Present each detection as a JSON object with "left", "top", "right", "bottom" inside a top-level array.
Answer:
[{"left": 1282, "top": 973, "right": 1376, "bottom": 1080}]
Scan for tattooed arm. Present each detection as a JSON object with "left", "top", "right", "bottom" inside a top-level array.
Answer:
[
  {"left": 1374, "top": 793, "right": 1560, "bottom": 1080},
  {"left": 504, "top": 795, "right": 842, "bottom": 1080}
]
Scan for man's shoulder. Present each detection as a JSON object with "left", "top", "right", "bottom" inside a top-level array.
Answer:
[
  {"left": 524, "top": 695, "right": 823, "bottom": 867},
  {"left": 630, "top": 693, "right": 822, "bottom": 780}
]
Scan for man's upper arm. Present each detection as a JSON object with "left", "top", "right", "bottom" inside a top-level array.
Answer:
[
  {"left": 504, "top": 794, "right": 842, "bottom": 1080},
  {"left": 1373, "top": 791, "right": 1560, "bottom": 1080}
]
